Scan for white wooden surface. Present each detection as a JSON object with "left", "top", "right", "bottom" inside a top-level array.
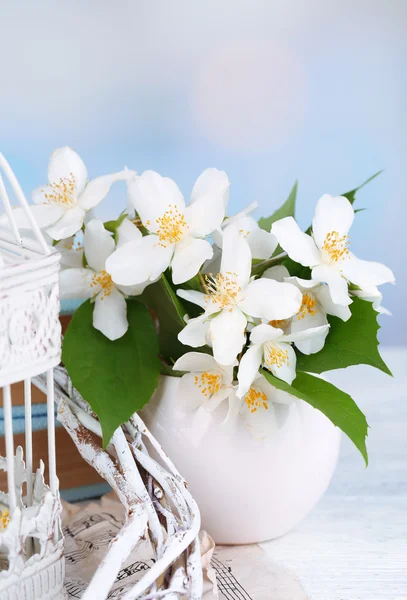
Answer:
[{"left": 261, "top": 347, "right": 407, "bottom": 600}]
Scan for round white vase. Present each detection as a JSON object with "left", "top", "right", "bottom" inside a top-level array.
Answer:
[{"left": 141, "top": 375, "right": 341, "bottom": 545}]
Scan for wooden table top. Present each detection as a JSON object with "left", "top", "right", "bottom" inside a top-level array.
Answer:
[{"left": 261, "top": 347, "right": 407, "bottom": 600}]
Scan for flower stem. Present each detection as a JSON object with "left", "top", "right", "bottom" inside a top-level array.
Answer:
[{"left": 251, "top": 251, "right": 288, "bottom": 276}]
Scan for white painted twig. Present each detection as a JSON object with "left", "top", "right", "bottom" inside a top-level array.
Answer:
[
  {"left": 82, "top": 508, "right": 149, "bottom": 600},
  {"left": 34, "top": 368, "right": 204, "bottom": 599}
]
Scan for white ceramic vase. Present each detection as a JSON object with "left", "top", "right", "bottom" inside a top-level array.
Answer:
[{"left": 141, "top": 375, "right": 341, "bottom": 545}]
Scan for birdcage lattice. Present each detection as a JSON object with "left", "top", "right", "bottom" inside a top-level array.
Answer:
[{"left": 0, "top": 154, "right": 64, "bottom": 600}]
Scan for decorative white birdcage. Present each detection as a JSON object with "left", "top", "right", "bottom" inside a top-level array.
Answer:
[{"left": 0, "top": 154, "right": 64, "bottom": 599}]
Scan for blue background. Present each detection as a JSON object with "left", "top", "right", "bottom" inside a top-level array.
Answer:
[{"left": 1, "top": 1, "right": 405, "bottom": 343}]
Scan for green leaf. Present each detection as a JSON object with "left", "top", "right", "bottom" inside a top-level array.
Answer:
[
  {"left": 342, "top": 171, "right": 382, "bottom": 205},
  {"left": 282, "top": 256, "right": 311, "bottom": 279},
  {"left": 261, "top": 369, "right": 369, "bottom": 465},
  {"left": 296, "top": 298, "right": 392, "bottom": 376},
  {"left": 104, "top": 211, "right": 127, "bottom": 233},
  {"left": 159, "top": 362, "right": 184, "bottom": 377},
  {"left": 139, "top": 273, "right": 188, "bottom": 362},
  {"left": 62, "top": 299, "right": 161, "bottom": 447},
  {"left": 258, "top": 181, "right": 297, "bottom": 231}
]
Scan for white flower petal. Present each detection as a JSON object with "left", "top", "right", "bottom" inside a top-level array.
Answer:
[
  {"left": 312, "top": 264, "right": 351, "bottom": 306},
  {"left": 177, "top": 373, "right": 209, "bottom": 412},
  {"left": 236, "top": 344, "right": 263, "bottom": 398},
  {"left": 93, "top": 288, "right": 128, "bottom": 341},
  {"left": 48, "top": 147, "right": 88, "bottom": 195},
  {"left": 190, "top": 168, "right": 230, "bottom": 211},
  {"left": 209, "top": 307, "right": 247, "bottom": 366},
  {"left": 272, "top": 217, "right": 321, "bottom": 267},
  {"left": 184, "top": 195, "right": 225, "bottom": 238},
  {"left": 106, "top": 235, "right": 173, "bottom": 286},
  {"left": 57, "top": 237, "right": 84, "bottom": 269},
  {"left": 84, "top": 219, "right": 115, "bottom": 272},
  {"left": 204, "top": 387, "right": 233, "bottom": 412},
  {"left": 313, "top": 284, "right": 352, "bottom": 321},
  {"left": 177, "top": 288, "right": 207, "bottom": 309},
  {"left": 284, "top": 275, "right": 319, "bottom": 290},
  {"left": 173, "top": 351, "right": 219, "bottom": 373},
  {"left": 59, "top": 268, "right": 95, "bottom": 299},
  {"left": 253, "top": 372, "right": 293, "bottom": 404},
  {"left": 250, "top": 323, "right": 284, "bottom": 345},
  {"left": 262, "top": 265, "right": 290, "bottom": 282},
  {"left": 78, "top": 170, "right": 135, "bottom": 211},
  {"left": 220, "top": 225, "right": 252, "bottom": 289},
  {"left": 0, "top": 204, "right": 65, "bottom": 230},
  {"left": 128, "top": 171, "right": 185, "bottom": 233},
  {"left": 45, "top": 206, "right": 86, "bottom": 240},
  {"left": 245, "top": 227, "right": 278, "bottom": 260},
  {"left": 116, "top": 281, "right": 151, "bottom": 297},
  {"left": 240, "top": 279, "right": 302, "bottom": 321},
  {"left": 201, "top": 245, "right": 222, "bottom": 276},
  {"left": 222, "top": 391, "right": 243, "bottom": 432},
  {"left": 240, "top": 391, "right": 278, "bottom": 440},
  {"left": 340, "top": 254, "right": 395, "bottom": 289},
  {"left": 312, "top": 194, "right": 354, "bottom": 249},
  {"left": 284, "top": 323, "right": 330, "bottom": 355},
  {"left": 116, "top": 218, "right": 142, "bottom": 248},
  {"left": 32, "top": 184, "right": 53, "bottom": 205},
  {"left": 171, "top": 236, "right": 213, "bottom": 285},
  {"left": 265, "top": 342, "right": 296, "bottom": 385},
  {"left": 178, "top": 314, "right": 210, "bottom": 348},
  {"left": 351, "top": 286, "right": 391, "bottom": 316}
]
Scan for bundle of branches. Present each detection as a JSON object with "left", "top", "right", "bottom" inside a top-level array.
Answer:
[{"left": 34, "top": 366, "right": 203, "bottom": 600}]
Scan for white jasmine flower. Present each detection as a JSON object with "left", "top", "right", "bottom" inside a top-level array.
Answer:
[
  {"left": 1, "top": 147, "right": 135, "bottom": 240},
  {"left": 60, "top": 218, "right": 147, "bottom": 341},
  {"left": 212, "top": 201, "right": 278, "bottom": 260},
  {"left": 177, "top": 226, "right": 302, "bottom": 366},
  {"left": 106, "top": 168, "right": 230, "bottom": 286},
  {"left": 272, "top": 194, "right": 395, "bottom": 307},
  {"left": 55, "top": 235, "right": 84, "bottom": 269},
  {"left": 351, "top": 285, "right": 391, "bottom": 315},
  {"left": 263, "top": 265, "right": 351, "bottom": 354},
  {"left": 173, "top": 352, "right": 235, "bottom": 413},
  {"left": 226, "top": 374, "right": 294, "bottom": 440},
  {"left": 237, "top": 321, "right": 329, "bottom": 398}
]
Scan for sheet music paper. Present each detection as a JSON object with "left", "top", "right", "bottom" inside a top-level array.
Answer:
[{"left": 62, "top": 495, "right": 309, "bottom": 599}]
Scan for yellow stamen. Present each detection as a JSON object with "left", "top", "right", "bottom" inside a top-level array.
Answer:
[
  {"left": 264, "top": 342, "right": 290, "bottom": 369},
  {"left": 91, "top": 270, "right": 114, "bottom": 299},
  {"left": 239, "top": 228, "right": 251, "bottom": 238},
  {"left": 203, "top": 272, "right": 241, "bottom": 309},
  {"left": 194, "top": 371, "right": 222, "bottom": 397},
  {"left": 0, "top": 509, "right": 10, "bottom": 531},
  {"left": 43, "top": 173, "right": 77, "bottom": 207},
  {"left": 156, "top": 205, "right": 188, "bottom": 246},
  {"left": 131, "top": 216, "right": 143, "bottom": 228},
  {"left": 244, "top": 387, "right": 268, "bottom": 413},
  {"left": 322, "top": 230, "right": 350, "bottom": 263},
  {"left": 269, "top": 318, "right": 288, "bottom": 329},
  {"left": 297, "top": 293, "right": 318, "bottom": 320}
]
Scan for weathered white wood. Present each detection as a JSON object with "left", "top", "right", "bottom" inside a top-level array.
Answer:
[
  {"left": 261, "top": 348, "right": 407, "bottom": 600},
  {"left": 36, "top": 366, "right": 203, "bottom": 599}
]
